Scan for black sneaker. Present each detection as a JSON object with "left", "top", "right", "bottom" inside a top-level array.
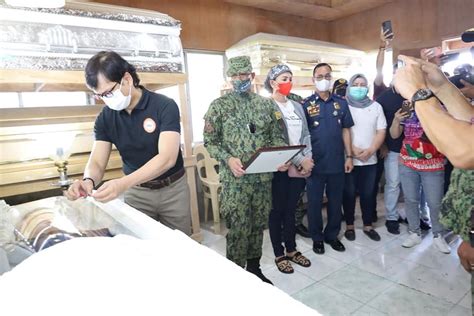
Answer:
[
  {"left": 313, "top": 241, "right": 325, "bottom": 254},
  {"left": 363, "top": 229, "right": 381, "bottom": 241},
  {"left": 420, "top": 219, "right": 431, "bottom": 231},
  {"left": 295, "top": 224, "right": 311, "bottom": 238},
  {"left": 344, "top": 229, "right": 356, "bottom": 241},
  {"left": 246, "top": 258, "right": 273, "bottom": 285},
  {"left": 326, "top": 239, "right": 345, "bottom": 252},
  {"left": 385, "top": 220, "right": 400, "bottom": 235},
  {"left": 250, "top": 269, "right": 273, "bottom": 285}
]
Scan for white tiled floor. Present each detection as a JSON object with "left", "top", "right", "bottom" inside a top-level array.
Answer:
[{"left": 199, "top": 194, "right": 472, "bottom": 316}]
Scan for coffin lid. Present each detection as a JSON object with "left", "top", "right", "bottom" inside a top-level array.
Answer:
[{"left": 226, "top": 33, "right": 366, "bottom": 79}]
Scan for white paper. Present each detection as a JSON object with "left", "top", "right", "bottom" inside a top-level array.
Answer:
[{"left": 244, "top": 148, "right": 302, "bottom": 174}]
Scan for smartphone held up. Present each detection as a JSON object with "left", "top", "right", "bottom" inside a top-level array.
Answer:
[{"left": 382, "top": 20, "right": 394, "bottom": 39}]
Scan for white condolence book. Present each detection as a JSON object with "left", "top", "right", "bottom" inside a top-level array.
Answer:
[{"left": 243, "top": 145, "right": 305, "bottom": 174}]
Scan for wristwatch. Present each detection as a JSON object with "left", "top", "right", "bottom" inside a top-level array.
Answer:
[
  {"left": 83, "top": 177, "right": 96, "bottom": 189},
  {"left": 411, "top": 88, "right": 434, "bottom": 106}
]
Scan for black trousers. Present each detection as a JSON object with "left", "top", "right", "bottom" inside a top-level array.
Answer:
[
  {"left": 371, "top": 156, "right": 385, "bottom": 218},
  {"left": 343, "top": 165, "right": 377, "bottom": 227},
  {"left": 269, "top": 171, "right": 306, "bottom": 257},
  {"left": 307, "top": 172, "right": 345, "bottom": 242}
]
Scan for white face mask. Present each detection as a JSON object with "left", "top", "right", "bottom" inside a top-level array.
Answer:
[
  {"left": 315, "top": 79, "right": 331, "bottom": 92},
  {"left": 102, "top": 80, "right": 132, "bottom": 111}
]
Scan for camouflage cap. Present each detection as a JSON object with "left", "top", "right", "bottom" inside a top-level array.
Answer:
[{"left": 226, "top": 56, "right": 253, "bottom": 77}]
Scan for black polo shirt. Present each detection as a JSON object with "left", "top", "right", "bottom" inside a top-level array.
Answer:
[
  {"left": 94, "top": 87, "right": 183, "bottom": 180},
  {"left": 376, "top": 88, "right": 405, "bottom": 153}
]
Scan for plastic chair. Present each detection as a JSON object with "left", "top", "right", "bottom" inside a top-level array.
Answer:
[{"left": 193, "top": 144, "right": 221, "bottom": 224}]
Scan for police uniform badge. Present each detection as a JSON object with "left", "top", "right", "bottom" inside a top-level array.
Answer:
[
  {"left": 333, "top": 102, "right": 340, "bottom": 110},
  {"left": 307, "top": 101, "right": 320, "bottom": 117},
  {"left": 275, "top": 111, "right": 282, "bottom": 120},
  {"left": 307, "top": 105, "right": 319, "bottom": 117}
]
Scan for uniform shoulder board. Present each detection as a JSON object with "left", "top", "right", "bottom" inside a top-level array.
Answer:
[
  {"left": 301, "top": 95, "right": 312, "bottom": 105},
  {"left": 333, "top": 94, "right": 344, "bottom": 101},
  {"left": 333, "top": 94, "right": 348, "bottom": 105}
]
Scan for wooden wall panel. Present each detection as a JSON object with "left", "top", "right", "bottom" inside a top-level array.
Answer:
[
  {"left": 95, "top": 0, "right": 472, "bottom": 55},
  {"left": 96, "top": 0, "right": 330, "bottom": 51},
  {"left": 329, "top": 0, "right": 474, "bottom": 53}
]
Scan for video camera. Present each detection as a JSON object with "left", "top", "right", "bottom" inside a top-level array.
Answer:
[{"left": 449, "top": 63, "right": 474, "bottom": 89}]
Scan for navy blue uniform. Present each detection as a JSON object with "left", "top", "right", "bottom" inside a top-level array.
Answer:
[{"left": 302, "top": 93, "right": 354, "bottom": 242}]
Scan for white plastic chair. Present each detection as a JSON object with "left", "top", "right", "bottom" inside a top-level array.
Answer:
[{"left": 193, "top": 144, "right": 221, "bottom": 224}]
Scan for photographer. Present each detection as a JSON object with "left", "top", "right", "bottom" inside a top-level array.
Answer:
[
  {"left": 388, "top": 79, "right": 449, "bottom": 253},
  {"left": 393, "top": 55, "right": 473, "bottom": 169},
  {"left": 393, "top": 54, "right": 473, "bottom": 278}
]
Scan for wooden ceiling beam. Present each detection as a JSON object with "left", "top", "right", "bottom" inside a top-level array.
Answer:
[
  {"left": 292, "top": 0, "right": 332, "bottom": 7},
  {"left": 224, "top": 0, "right": 393, "bottom": 21}
]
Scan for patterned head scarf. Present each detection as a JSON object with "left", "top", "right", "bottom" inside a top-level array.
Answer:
[
  {"left": 264, "top": 64, "right": 292, "bottom": 92},
  {"left": 226, "top": 56, "right": 253, "bottom": 77}
]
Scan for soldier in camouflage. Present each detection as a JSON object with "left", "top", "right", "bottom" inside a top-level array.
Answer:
[
  {"left": 440, "top": 168, "right": 474, "bottom": 312},
  {"left": 203, "top": 56, "right": 286, "bottom": 284},
  {"left": 440, "top": 169, "right": 474, "bottom": 244}
]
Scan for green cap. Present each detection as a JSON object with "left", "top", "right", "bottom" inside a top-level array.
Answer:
[{"left": 226, "top": 56, "right": 252, "bottom": 77}]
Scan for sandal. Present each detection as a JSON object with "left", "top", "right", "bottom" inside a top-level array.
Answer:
[
  {"left": 287, "top": 251, "right": 311, "bottom": 267},
  {"left": 344, "top": 229, "right": 356, "bottom": 241},
  {"left": 275, "top": 256, "right": 294, "bottom": 274}
]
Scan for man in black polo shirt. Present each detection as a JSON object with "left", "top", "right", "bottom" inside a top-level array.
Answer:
[
  {"left": 65, "top": 51, "right": 191, "bottom": 235},
  {"left": 376, "top": 88, "right": 404, "bottom": 235}
]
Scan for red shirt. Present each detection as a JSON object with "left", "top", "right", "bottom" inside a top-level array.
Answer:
[{"left": 399, "top": 112, "right": 445, "bottom": 171}]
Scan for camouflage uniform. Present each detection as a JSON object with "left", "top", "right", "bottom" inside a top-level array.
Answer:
[
  {"left": 439, "top": 168, "right": 474, "bottom": 310},
  {"left": 203, "top": 56, "right": 285, "bottom": 267},
  {"left": 439, "top": 168, "right": 474, "bottom": 240},
  {"left": 287, "top": 92, "right": 307, "bottom": 226}
]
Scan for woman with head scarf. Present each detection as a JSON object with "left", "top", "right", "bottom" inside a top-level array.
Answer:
[
  {"left": 342, "top": 74, "right": 387, "bottom": 242},
  {"left": 265, "top": 64, "right": 313, "bottom": 273}
]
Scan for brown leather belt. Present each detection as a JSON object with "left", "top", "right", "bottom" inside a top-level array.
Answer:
[{"left": 138, "top": 168, "right": 185, "bottom": 190}]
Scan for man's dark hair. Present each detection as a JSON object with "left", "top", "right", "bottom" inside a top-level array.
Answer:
[
  {"left": 312, "top": 63, "right": 333, "bottom": 76},
  {"left": 85, "top": 51, "right": 140, "bottom": 89}
]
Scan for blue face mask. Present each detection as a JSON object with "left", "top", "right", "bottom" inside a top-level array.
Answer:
[
  {"left": 349, "top": 86, "right": 368, "bottom": 100},
  {"left": 232, "top": 79, "right": 252, "bottom": 93}
]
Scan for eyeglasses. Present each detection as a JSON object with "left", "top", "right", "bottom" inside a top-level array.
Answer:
[
  {"left": 93, "top": 82, "right": 119, "bottom": 100},
  {"left": 314, "top": 74, "right": 332, "bottom": 81}
]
